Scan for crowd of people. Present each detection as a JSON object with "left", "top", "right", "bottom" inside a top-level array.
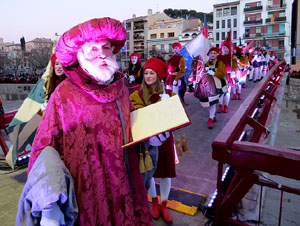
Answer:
[
  {"left": 8, "top": 17, "right": 280, "bottom": 226},
  {"left": 191, "top": 37, "right": 278, "bottom": 129},
  {"left": 0, "top": 72, "right": 41, "bottom": 83}
]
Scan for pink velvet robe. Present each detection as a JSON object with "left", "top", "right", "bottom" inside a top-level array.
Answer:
[{"left": 28, "top": 66, "right": 153, "bottom": 226}]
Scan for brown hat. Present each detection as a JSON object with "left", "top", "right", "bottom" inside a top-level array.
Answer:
[{"left": 55, "top": 17, "right": 126, "bottom": 67}]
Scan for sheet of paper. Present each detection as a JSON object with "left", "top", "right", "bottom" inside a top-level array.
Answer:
[{"left": 122, "top": 95, "right": 191, "bottom": 148}]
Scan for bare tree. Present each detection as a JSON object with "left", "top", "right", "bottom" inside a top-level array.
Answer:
[{"left": 30, "top": 47, "right": 52, "bottom": 70}]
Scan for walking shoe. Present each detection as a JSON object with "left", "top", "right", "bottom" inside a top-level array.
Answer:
[
  {"left": 238, "top": 93, "right": 241, "bottom": 100},
  {"left": 208, "top": 118, "right": 213, "bottom": 129},
  {"left": 223, "top": 105, "right": 228, "bottom": 113},
  {"left": 151, "top": 197, "right": 160, "bottom": 219},
  {"left": 232, "top": 94, "right": 236, "bottom": 100},
  {"left": 213, "top": 117, "right": 217, "bottom": 122},
  {"left": 242, "top": 83, "right": 246, "bottom": 88},
  {"left": 161, "top": 201, "right": 173, "bottom": 224},
  {"left": 217, "top": 104, "right": 223, "bottom": 113}
]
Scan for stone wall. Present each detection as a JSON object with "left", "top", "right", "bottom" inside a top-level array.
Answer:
[
  {"left": 0, "top": 84, "right": 35, "bottom": 100},
  {"left": 285, "top": 78, "right": 300, "bottom": 102}
]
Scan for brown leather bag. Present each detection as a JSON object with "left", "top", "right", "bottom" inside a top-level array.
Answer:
[{"left": 194, "top": 73, "right": 217, "bottom": 99}]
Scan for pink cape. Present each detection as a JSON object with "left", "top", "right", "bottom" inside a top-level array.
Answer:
[{"left": 28, "top": 66, "right": 153, "bottom": 226}]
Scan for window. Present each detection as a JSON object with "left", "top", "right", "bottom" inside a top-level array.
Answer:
[
  {"left": 222, "top": 32, "right": 226, "bottom": 40},
  {"left": 278, "top": 40, "right": 284, "bottom": 47},
  {"left": 168, "top": 32, "right": 175, "bottom": 37},
  {"left": 268, "top": 12, "right": 273, "bottom": 18},
  {"left": 224, "top": 8, "right": 230, "bottom": 16},
  {"left": 234, "top": 18, "right": 237, "bottom": 27},
  {"left": 227, "top": 19, "right": 231, "bottom": 28},
  {"left": 126, "top": 22, "right": 131, "bottom": 30},
  {"left": 257, "top": 1, "right": 262, "bottom": 6},
  {"left": 169, "top": 44, "right": 173, "bottom": 52},
  {"left": 256, "top": 26, "right": 261, "bottom": 34},
  {"left": 279, "top": 24, "right": 285, "bottom": 34},
  {"left": 222, "top": 20, "right": 225, "bottom": 28},
  {"left": 231, "top": 7, "right": 237, "bottom": 15},
  {"left": 216, "top": 32, "right": 220, "bottom": 41},
  {"left": 160, "top": 33, "right": 164, "bottom": 38},
  {"left": 279, "top": 10, "right": 285, "bottom": 17},
  {"left": 150, "top": 34, "right": 157, "bottom": 39},
  {"left": 161, "top": 44, "right": 165, "bottom": 51},
  {"left": 216, "top": 21, "right": 220, "bottom": 29},
  {"left": 126, "top": 32, "right": 130, "bottom": 39},
  {"left": 152, "top": 45, "right": 156, "bottom": 50},
  {"left": 216, "top": 9, "right": 222, "bottom": 17},
  {"left": 245, "top": 3, "right": 250, "bottom": 8},
  {"left": 233, "top": 31, "right": 237, "bottom": 39},
  {"left": 126, "top": 42, "right": 130, "bottom": 49},
  {"left": 245, "top": 28, "right": 250, "bottom": 37}
]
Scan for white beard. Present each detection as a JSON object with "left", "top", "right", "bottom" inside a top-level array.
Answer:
[{"left": 77, "top": 53, "right": 119, "bottom": 83}]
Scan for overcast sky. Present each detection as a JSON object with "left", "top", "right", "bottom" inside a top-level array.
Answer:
[{"left": 0, "top": 0, "right": 218, "bottom": 43}]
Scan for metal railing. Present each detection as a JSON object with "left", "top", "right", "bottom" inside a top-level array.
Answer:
[{"left": 210, "top": 62, "right": 300, "bottom": 225}]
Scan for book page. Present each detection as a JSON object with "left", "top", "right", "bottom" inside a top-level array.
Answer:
[{"left": 123, "top": 95, "right": 190, "bottom": 148}]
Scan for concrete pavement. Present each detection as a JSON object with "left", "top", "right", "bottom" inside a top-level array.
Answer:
[{"left": 1, "top": 77, "right": 300, "bottom": 226}]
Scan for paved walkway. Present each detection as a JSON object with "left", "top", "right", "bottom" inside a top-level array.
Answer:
[{"left": 1, "top": 76, "right": 300, "bottom": 226}]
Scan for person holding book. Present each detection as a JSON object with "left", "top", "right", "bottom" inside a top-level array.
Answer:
[{"left": 130, "top": 57, "right": 176, "bottom": 224}]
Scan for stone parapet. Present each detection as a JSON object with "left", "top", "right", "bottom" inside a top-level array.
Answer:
[{"left": 0, "top": 84, "right": 35, "bottom": 100}]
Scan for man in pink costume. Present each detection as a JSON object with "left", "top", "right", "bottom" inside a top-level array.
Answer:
[{"left": 27, "top": 18, "right": 153, "bottom": 226}]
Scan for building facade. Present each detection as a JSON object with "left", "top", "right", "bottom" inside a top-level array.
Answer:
[
  {"left": 241, "top": 0, "right": 293, "bottom": 62},
  {"left": 213, "top": 0, "right": 293, "bottom": 62},
  {"left": 213, "top": 1, "right": 240, "bottom": 47}
]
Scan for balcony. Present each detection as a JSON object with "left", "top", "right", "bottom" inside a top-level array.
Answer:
[
  {"left": 267, "top": 4, "right": 286, "bottom": 10},
  {"left": 244, "top": 6, "right": 263, "bottom": 12},
  {"left": 262, "top": 32, "right": 285, "bottom": 37},
  {"left": 244, "top": 19, "right": 263, "bottom": 25},
  {"left": 265, "top": 16, "right": 286, "bottom": 23}
]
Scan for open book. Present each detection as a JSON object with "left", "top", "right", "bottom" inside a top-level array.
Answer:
[{"left": 122, "top": 95, "right": 191, "bottom": 148}]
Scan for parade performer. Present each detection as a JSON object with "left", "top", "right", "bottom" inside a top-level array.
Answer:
[
  {"left": 251, "top": 48, "right": 262, "bottom": 82},
  {"left": 268, "top": 50, "right": 277, "bottom": 69},
  {"left": 124, "top": 52, "right": 143, "bottom": 93},
  {"left": 199, "top": 47, "right": 226, "bottom": 128},
  {"left": 24, "top": 18, "right": 153, "bottom": 226},
  {"left": 130, "top": 58, "right": 175, "bottom": 224},
  {"left": 260, "top": 47, "right": 268, "bottom": 79},
  {"left": 217, "top": 38, "right": 237, "bottom": 113},
  {"left": 232, "top": 46, "right": 248, "bottom": 100},
  {"left": 41, "top": 53, "right": 67, "bottom": 111},
  {"left": 244, "top": 48, "right": 253, "bottom": 86},
  {"left": 166, "top": 42, "right": 186, "bottom": 101},
  {"left": 6, "top": 53, "right": 66, "bottom": 168}
]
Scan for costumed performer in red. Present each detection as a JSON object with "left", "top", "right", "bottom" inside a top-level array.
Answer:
[
  {"left": 124, "top": 52, "right": 143, "bottom": 94},
  {"left": 202, "top": 47, "right": 227, "bottom": 128},
  {"left": 166, "top": 42, "right": 186, "bottom": 102},
  {"left": 25, "top": 18, "right": 153, "bottom": 226},
  {"left": 130, "top": 58, "right": 176, "bottom": 224},
  {"left": 217, "top": 39, "right": 237, "bottom": 113}
]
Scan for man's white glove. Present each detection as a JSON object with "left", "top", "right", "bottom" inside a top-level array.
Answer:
[
  {"left": 40, "top": 103, "right": 47, "bottom": 112},
  {"left": 149, "top": 132, "right": 170, "bottom": 146},
  {"left": 172, "top": 80, "right": 178, "bottom": 86},
  {"left": 230, "top": 71, "right": 236, "bottom": 78},
  {"left": 40, "top": 202, "right": 65, "bottom": 226},
  {"left": 205, "top": 67, "right": 210, "bottom": 71},
  {"left": 207, "top": 70, "right": 215, "bottom": 76},
  {"left": 129, "top": 75, "right": 135, "bottom": 83},
  {"left": 159, "top": 93, "right": 170, "bottom": 101}
]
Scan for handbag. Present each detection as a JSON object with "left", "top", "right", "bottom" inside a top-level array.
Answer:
[{"left": 194, "top": 73, "right": 217, "bottom": 99}]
